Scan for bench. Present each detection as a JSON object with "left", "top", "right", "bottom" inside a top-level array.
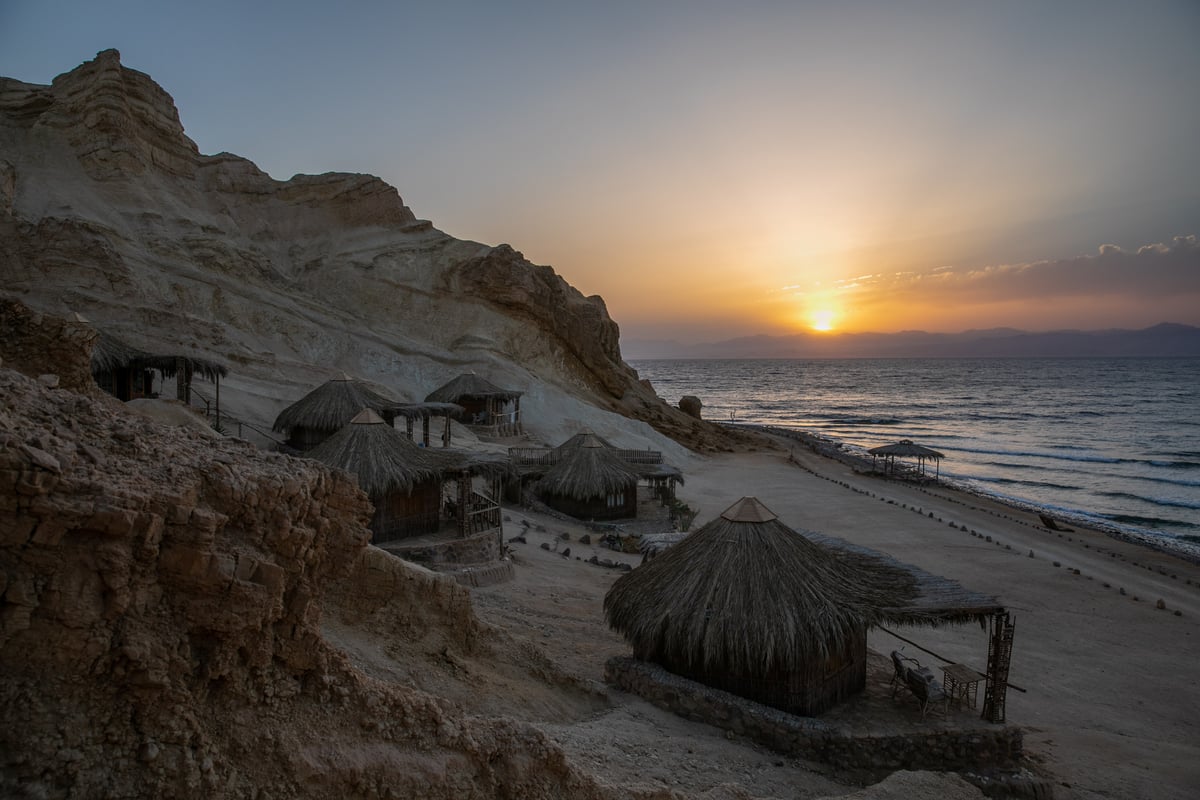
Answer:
[{"left": 890, "top": 650, "right": 949, "bottom": 717}]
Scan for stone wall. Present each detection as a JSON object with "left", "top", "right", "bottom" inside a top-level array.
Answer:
[
  {"left": 383, "top": 527, "right": 502, "bottom": 567},
  {"left": 605, "top": 656, "right": 1024, "bottom": 773}
]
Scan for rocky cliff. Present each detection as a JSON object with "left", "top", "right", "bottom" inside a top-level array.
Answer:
[
  {"left": 0, "top": 313, "right": 631, "bottom": 799},
  {"left": 0, "top": 49, "right": 752, "bottom": 454}
]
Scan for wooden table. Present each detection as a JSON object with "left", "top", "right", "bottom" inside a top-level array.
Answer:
[{"left": 941, "top": 663, "right": 986, "bottom": 709}]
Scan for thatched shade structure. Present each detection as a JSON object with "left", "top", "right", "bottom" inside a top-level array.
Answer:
[
  {"left": 425, "top": 373, "right": 523, "bottom": 435},
  {"left": 868, "top": 439, "right": 945, "bottom": 480},
  {"left": 306, "top": 409, "right": 448, "bottom": 541},
  {"left": 604, "top": 497, "right": 1001, "bottom": 716},
  {"left": 273, "top": 376, "right": 404, "bottom": 451},
  {"left": 90, "top": 332, "right": 228, "bottom": 423},
  {"left": 537, "top": 438, "right": 640, "bottom": 520}
]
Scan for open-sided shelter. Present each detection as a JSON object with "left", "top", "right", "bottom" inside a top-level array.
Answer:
[
  {"left": 868, "top": 439, "right": 945, "bottom": 480},
  {"left": 604, "top": 497, "right": 1002, "bottom": 716},
  {"left": 425, "top": 373, "right": 523, "bottom": 435},
  {"left": 91, "top": 331, "right": 228, "bottom": 424}
]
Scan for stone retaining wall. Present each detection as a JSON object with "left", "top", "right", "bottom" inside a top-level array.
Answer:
[
  {"left": 383, "top": 528, "right": 502, "bottom": 567},
  {"left": 605, "top": 656, "right": 1023, "bottom": 772}
]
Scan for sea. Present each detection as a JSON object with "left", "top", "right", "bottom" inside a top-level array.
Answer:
[{"left": 630, "top": 357, "right": 1200, "bottom": 553}]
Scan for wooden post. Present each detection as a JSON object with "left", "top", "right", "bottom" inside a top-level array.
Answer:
[
  {"left": 215, "top": 373, "right": 221, "bottom": 431},
  {"left": 405, "top": 417, "right": 414, "bottom": 442},
  {"left": 457, "top": 473, "right": 470, "bottom": 537},
  {"left": 176, "top": 357, "right": 186, "bottom": 402},
  {"left": 443, "top": 413, "right": 451, "bottom": 447},
  {"left": 982, "top": 611, "right": 1015, "bottom": 723},
  {"left": 422, "top": 416, "right": 430, "bottom": 447}
]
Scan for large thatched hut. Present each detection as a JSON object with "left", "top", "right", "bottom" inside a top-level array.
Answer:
[
  {"left": 425, "top": 373, "right": 523, "bottom": 435},
  {"left": 306, "top": 409, "right": 447, "bottom": 540},
  {"left": 511, "top": 430, "right": 684, "bottom": 514},
  {"left": 306, "top": 409, "right": 511, "bottom": 544},
  {"left": 537, "top": 437, "right": 641, "bottom": 520},
  {"left": 604, "top": 497, "right": 1001, "bottom": 716}
]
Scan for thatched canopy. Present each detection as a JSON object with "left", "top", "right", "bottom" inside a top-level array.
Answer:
[
  {"left": 90, "top": 332, "right": 227, "bottom": 381},
  {"left": 604, "top": 497, "right": 921, "bottom": 672},
  {"left": 868, "top": 439, "right": 945, "bottom": 459},
  {"left": 390, "top": 402, "right": 464, "bottom": 420},
  {"left": 800, "top": 530, "right": 1002, "bottom": 624},
  {"left": 424, "top": 373, "right": 522, "bottom": 404},
  {"left": 273, "top": 376, "right": 401, "bottom": 435},
  {"left": 305, "top": 409, "right": 445, "bottom": 495},
  {"left": 537, "top": 439, "right": 640, "bottom": 500},
  {"left": 867, "top": 439, "right": 945, "bottom": 479}
]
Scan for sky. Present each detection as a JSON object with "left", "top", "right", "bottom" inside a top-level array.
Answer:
[{"left": 2, "top": 1, "right": 1199, "bottom": 342}]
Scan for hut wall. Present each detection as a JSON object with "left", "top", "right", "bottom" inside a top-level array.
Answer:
[
  {"left": 544, "top": 485, "right": 637, "bottom": 521},
  {"left": 288, "top": 426, "right": 337, "bottom": 452},
  {"left": 641, "top": 627, "right": 867, "bottom": 717},
  {"left": 458, "top": 398, "right": 488, "bottom": 424},
  {"left": 371, "top": 481, "right": 442, "bottom": 543}
]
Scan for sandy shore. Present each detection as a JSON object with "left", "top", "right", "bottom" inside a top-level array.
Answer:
[{"left": 468, "top": 434, "right": 1200, "bottom": 799}]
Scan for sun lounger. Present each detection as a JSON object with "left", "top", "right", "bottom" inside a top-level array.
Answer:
[
  {"left": 1039, "top": 514, "right": 1074, "bottom": 532},
  {"left": 889, "top": 650, "right": 948, "bottom": 717}
]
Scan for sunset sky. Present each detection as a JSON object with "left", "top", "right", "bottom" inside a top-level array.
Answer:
[{"left": 2, "top": 1, "right": 1198, "bottom": 342}]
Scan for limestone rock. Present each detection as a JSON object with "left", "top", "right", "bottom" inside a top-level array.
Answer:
[
  {"left": 679, "top": 395, "right": 703, "bottom": 419},
  {"left": 0, "top": 50, "right": 753, "bottom": 456}
]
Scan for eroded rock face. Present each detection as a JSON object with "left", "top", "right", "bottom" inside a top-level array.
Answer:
[
  {"left": 0, "top": 363, "right": 627, "bottom": 798},
  {"left": 0, "top": 50, "right": 748, "bottom": 454}
]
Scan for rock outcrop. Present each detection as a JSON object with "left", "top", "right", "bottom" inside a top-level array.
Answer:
[
  {"left": 0, "top": 322, "right": 624, "bottom": 798},
  {"left": 0, "top": 50, "right": 757, "bottom": 455}
]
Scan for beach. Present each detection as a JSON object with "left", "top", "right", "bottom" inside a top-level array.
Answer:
[{"left": 466, "top": 432, "right": 1200, "bottom": 799}]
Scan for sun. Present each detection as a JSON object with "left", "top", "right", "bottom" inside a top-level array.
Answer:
[{"left": 809, "top": 308, "right": 837, "bottom": 332}]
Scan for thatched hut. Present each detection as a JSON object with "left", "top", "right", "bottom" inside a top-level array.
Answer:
[
  {"left": 306, "top": 409, "right": 511, "bottom": 544},
  {"left": 274, "top": 376, "right": 410, "bottom": 451},
  {"left": 537, "top": 437, "right": 640, "bottom": 520},
  {"left": 307, "top": 409, "right": 446, "bottom": 540},
  {"left": 868, "top": 439, "right": 945, "bottom": 480},
  {"left": 425, "top": 373, "right": 523, "bottom": 435},
  {"left": 604, "top": 497, "right": 1001, "bottom": 716},
  {"left": 90, "top": 332, "right": 228, "bottom": 423}
]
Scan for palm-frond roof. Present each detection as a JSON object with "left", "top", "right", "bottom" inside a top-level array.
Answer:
[
  {"left": 537, "top": 439, "right": 639, "bottom": 499},
  {"left": 273, "top": 376, "right": 401, "bottom": 434},
  {"left": 424, "top": 372, "right": 522, "bottom": 403},
  {"left": 604, "top": 497, "right": 999, "bottom": 674},
  {"left": 90, "top": 331, "right": 227, "bottom": 381},
  {"left": 305, "top": 409, "right": 445, "bottom": 495},
  {"left": 868, "top": 439, "right": 945, "bottom": 459}
]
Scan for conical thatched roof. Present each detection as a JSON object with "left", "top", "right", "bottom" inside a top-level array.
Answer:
[
  {"left": 305, "top": 409, "right": 445, "bottom": 495},
  {"left": 273, "top": 377, "right": 400, "bottom": 434},
  {"left": 868, "top": 439, "right": 944, "bottom": 459},
  {"left": 604, "top": 497, "right": 921, "bottom": 674},
  {"left": 537, "top": 439, "right": 639, "bottom": 500},
  {"left": 553, "top": 430, "right": 615, "bottom": 454},
  {"left": 424, "top": 372, "right": 522, "bottom": 403}
]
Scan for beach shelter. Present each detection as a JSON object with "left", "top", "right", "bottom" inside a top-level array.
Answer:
[
  {"left": 425, "top": 372, "right": 523, "bottom": 435},
  {"left": 536, "top": 437, "right": 641, "bottom": 520},
  {"left": 868, "top": 439, "right": 945, "bottom": 480},
  {"left": 604, "top": 497, "right": 1003, "bottom": 716},
  {"left": 305, "top": 409, "right": 447, "bottom": 541}
]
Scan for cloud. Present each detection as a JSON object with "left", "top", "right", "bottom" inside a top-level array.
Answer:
[{"left": 877, "top": 235, "right": 1200, "bottom": 303}]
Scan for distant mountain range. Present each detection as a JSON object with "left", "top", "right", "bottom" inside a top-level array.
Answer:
[{"left": 622, "top": 323, "right": 1200, "bottom": 360}]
